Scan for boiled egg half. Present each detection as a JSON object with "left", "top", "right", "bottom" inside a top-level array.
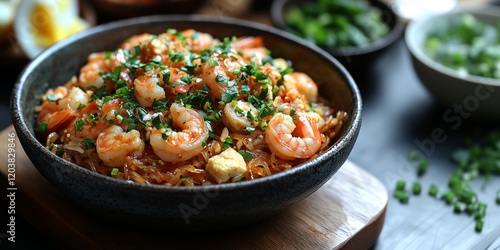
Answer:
[{"left": 14, "top": 0, "right": 88, "bottom": 58}]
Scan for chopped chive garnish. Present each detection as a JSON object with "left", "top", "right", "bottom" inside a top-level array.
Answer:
[
  {"left": 81, "top": 137, "right": 96, "bottom": 150},
  {"left": 180, "top": 176, "right": 191, "bottom": 183},
  {"left": 55, "top": 148, "right": 64, "bottom": 156},
  {"left": 238, "top": 150, "right": 253, "bottom": 161},
  {"left": 417, "top": 158, "right": 429, "bottom": 176},
  {"left": 396, "top": 180, "right": 405, "bottom": 190},
  {"left": 35, "top": 122, "right": 48, "bottom": 133},
  {"left": 111, "top": 168, "right": 119, "bottom": 176},
  {"left": 398, "top": 190, "right": 410, "bottom": 203},
  {"left": 409, "top": 150, "right": 419, "bottom": 161},
  {"left": 75, "top": 118, "right": 85, "bottom": 132},
  {"left": 454, "top": 202, "right": 464, "bottom": 213},
  {"left": 475, "top": 219, "right": 484, "bottom": 232},
  {"left": 445, "top": 190, "right": 455, "bottom": 204},
  {"left": 412, "top": 181, "right": 421, "bottom": 195},
  {"left": 429, "top": 184, "right": 438, "bottom": 196},
  {"left": 46, "top": 94, "right": 59, "bottom": 102}
]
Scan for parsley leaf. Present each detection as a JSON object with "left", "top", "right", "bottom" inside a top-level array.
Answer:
[
  {"left": 81, "top": 137, "right": 96, "bottom": 149},
  {"left": 221, "top": 87, "right": 239, "bottom": 103},
  {"left": 74, "top": 119, "right": 85, "bottom": 133},
  {"left": 35, "top": 122, "right": 48, "bottom": 133},
  {"left": 238, "top": 150, "right": 253, "bottom": 161}
]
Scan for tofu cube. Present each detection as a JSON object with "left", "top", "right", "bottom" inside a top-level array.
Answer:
[{"left": 206, "top": 148, "right": 247, "bottom": 183}]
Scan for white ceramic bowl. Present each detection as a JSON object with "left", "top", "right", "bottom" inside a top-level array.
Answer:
[{"left": 406, "top": 8, "right": 500, "bottom": 119}]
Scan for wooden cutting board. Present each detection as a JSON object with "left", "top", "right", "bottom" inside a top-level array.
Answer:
[{"left": 0, "top": 126, "right": 387, "bottom": 249}]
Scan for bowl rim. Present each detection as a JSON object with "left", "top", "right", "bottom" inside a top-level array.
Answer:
[
  {"left": 405, "top": 6, "right": 500, "bottom": 87},
  {"left": 270, "top": 0, "right": 405, "bottom": 57},
  {"left": 11, "top": 15, "right": 362, "bottom": 194}
]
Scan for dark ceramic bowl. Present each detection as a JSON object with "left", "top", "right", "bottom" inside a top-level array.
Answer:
[
  {"left": 271, "top": 0, "right": 404, "bottom": 73},
  {"left": 11, "top": 15, "right": 362, "bottom": 230}
]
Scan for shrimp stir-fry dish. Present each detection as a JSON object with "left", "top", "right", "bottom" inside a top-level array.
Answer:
[{"left": 35, "top": 29, "right": 347, "bottom": 186}]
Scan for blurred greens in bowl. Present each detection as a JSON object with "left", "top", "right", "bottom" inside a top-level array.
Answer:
[
  {"left": 283, "top": 0, "right": 390, "bottom": 50},
  {"left": 424, "top": 13, "right": 500, "bottom": 79},
  {"left": 272, "top": 0, "right": 404, "bottom": 74},
  {"left": 406, "top": 8, "right": 500, "bottom": 119}
]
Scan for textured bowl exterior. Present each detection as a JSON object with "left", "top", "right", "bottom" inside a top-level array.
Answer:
[
  {"left": 406, "top": 8, "right": 500, "bottom": 119},
  {"left": 11, "top": 16, "right": 362, "bottom": 230}
]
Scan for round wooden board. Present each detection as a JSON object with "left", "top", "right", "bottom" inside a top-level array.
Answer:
[{"left": 0, "top": 126, "right": 387, "bottom": 249}]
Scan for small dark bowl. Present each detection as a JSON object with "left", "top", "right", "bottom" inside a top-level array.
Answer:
[
  {"left": 271, "top": 0, "right": 404, "bottom": 73},
  {"left": 89, "top": 0, "right": 206, "bottom": 22},
  {"left": 10, "top": 15, "right": 362, "bottom": 230}
]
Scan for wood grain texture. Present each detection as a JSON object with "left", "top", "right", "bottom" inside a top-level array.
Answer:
[{"left": 0, "top": 126, "right": 387, "bottom": 249}]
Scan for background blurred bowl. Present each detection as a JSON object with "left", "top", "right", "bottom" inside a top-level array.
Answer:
[
  {"left": 271, "top": 0, "right": 404, "bottom": 74},
  {"left": 11, "top": 15, "right": 362, "bottom": 230},
  {"left": 406, "top": 8, "right": 500, "bottom": 119},
  {"left": 89, "top": 0, "right": 205, "bottom": 22}
]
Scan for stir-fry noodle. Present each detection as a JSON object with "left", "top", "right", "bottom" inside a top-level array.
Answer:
[{"left": 35, "top": 29, "right": 347, "bottom": 186}]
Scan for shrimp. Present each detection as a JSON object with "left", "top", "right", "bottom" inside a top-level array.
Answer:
[
  {"left": 68, "top": 99, "right": 124, "bottom": 140},
  {"left": 265, "top": 112, "right": 321, "bottom": 160},
  {"left": 96, "top": 125, "right": 145, "bottom": 167},
  {"left": 181, "top": 29, "right": 214, "bottom": 53},
  {"left": 134, "top": 68, "right": 188, "bottom": 107},
  {"left": 121, "top": 33, "right": 172, "bottom": 64},
  {"left": 222, "top": 101, "right": 259, "bottom": 133},
  {"left": 37, "top": 86, "right": 89, "bottom": 133},
  {"left": 202, "top": 53, "right": 246, "bottom": 100},
  {"left": 250, "top": 64, "right": 281, "bottom": 101},
  {"left": 283, "top": 72, "right": 319, "bottom": 102},
  {"left": 150, "top": 103, "right": 209, "bottom": 162},
  {"left": 233, "top": 36, "right": 267, "bottom": 64},
  {"left": 78, "top": 53, "right": 113, "bottom": 90}
]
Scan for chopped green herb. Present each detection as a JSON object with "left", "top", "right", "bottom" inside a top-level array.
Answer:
[
  {"left": 152, "top": 115, "right": 165, "bottom": 130},
  {"left": 35, "top": 122, "right": 48, "bottom": 133},
  {"left": 55, "top": 148, "right": 64, "bottom": 156},
  {"left": 413, "top": 181, "right": 421, "bottom": 195},
  {"left": 475, "top": 219, "right": 484, "bottom": 232},
  {"left": 111, "top": 168, "right": 119, "bottom": 176},
  {"left": 46, "top": 94, "right": 59, "bottom": 102},
  {"left": 243, "top": 127, "right": 255, "bottom": 132},
  {"left": 162, "top": 132, "right": 169, "bottom": 140},
  {"left": 208, "top": 58, "right": 219, "bottom": 67},
  {"left": 260, "top": 121, "right": 268, "bottom": 129},
  {"left": 445, "top": 190, "right": 455, "bottom": 204},
  {"left": 221, "top": 87, "right": 239, "bottom": 103},
  {"left": 75, "top": 119, "right": 84, "bottom": 133},
  {"left": 429, "top": 184, "right": 438, "bottom": 196},
  {"left": 180, "top": 176, "right": 191, "bottom": 183},
  {"left": 204, "top": 116, "right": 218, "bottom": 122},
  {"left": 396, "top": 180, "right": 405, "bottom": 190},
  {"left": 454, "top": 202, "right": 464, "bottom": 213},
  {"left": 417, "top": 158, "right": 429, "bottom": 176},
  {"left": 409, "top": 150, "right": 419, "bottom": 161},
  {"left": 398, "top": 190, "right": 410, "bottom": 203},
  {"left": 215, "top": 75, "right": 229, "bottom": 85},
  {"left": 238, "top": 150, "right": 253, "bottom": 161},
  {"left": 81, "top": 137, "right": 96, "bottom": 150}
]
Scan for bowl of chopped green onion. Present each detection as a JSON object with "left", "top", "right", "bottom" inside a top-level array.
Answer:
[
  {"left": 272, "top": 0, "right": 404, "bottom": 72},
  {"left": 406, "top": 8, "right": 500, "bottom": 119}
]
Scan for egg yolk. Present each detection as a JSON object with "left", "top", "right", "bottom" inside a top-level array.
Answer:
[{"left": 30, "top": 2, "right": 86, "bottom": 48}]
